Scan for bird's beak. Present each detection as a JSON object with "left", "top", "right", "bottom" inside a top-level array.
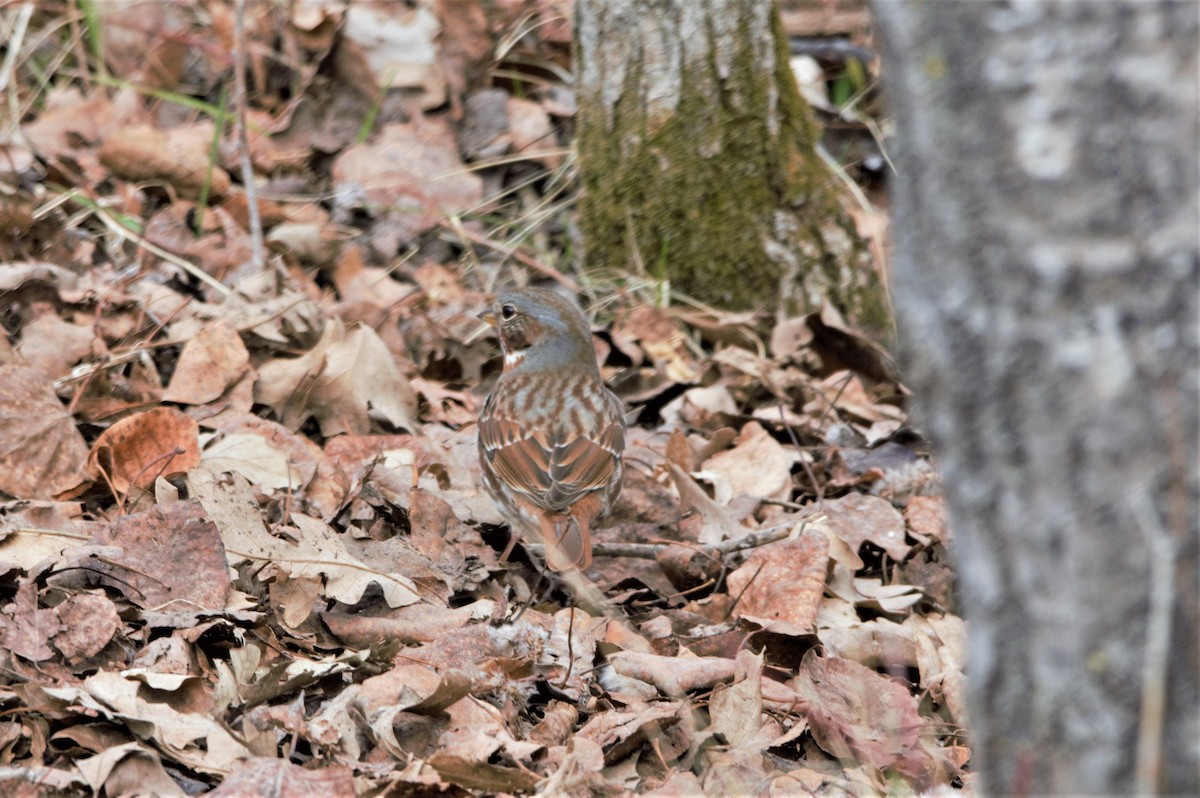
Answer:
[{"left": 465, "top": 310, "right": 497, "bottom": 345}]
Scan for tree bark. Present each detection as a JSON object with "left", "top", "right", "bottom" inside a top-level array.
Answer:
[
  {"left": 574, "top": 0, "right": 887, "bottom": 326},
  {"left": 873, "top": 1, "right": 1198, "bottom": 794}
]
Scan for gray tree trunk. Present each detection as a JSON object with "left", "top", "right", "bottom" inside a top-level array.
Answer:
[
  {"left": 574, "top": 0, "right": 887, "bottom": 327},
  {"left": 873, "top": 1, "right": 1198, "bottom": 794}
]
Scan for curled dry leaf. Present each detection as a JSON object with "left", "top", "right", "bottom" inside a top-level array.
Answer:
[
  {"left": 59, "top": 670, "right": 252, "bottom": 774},
  {"left": 612, "top": 305, "right": 699, "bottom": 383},
  {"left": 666, "top": 462, "right": 748, "bottom": 545},
  {"left": 575, "top": 702, "right": 682, "bottom": 767},
  {"left": 358, "top": 662, "right": 473, "bottom": 716},
  {"left": 608, "top": 650, "right": 737, "bottom": 696},
  {"left": 905, "top": 494, "right": 951, "bottom": 545},
  {"left": 0, "top": 365, "right": 90, "bottom": 499},
  {"left": 323, "top": 601, "right": 492, "bottom": 647},
  {"left": 87, "top": 407, "right": 201, "bottom": 494},
  {"left": 73, "top": 742, "right": 183, "bottom": 797}
]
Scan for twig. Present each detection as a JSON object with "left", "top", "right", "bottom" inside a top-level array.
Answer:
[
  {"left": 93, "top": 206, "right": 231, "bottom": 296},
  {"left": 454, "top": 225, "right": 579, "bottom": 292},
  {"left": 0, "top": 2, "right": 33, "bottom": 133},
  {"left": 52, "top": 296, "right": 305, "bottom": 393},
  {"left": 780, "top": 404, "right": 826, "bottom": 502},
  {"left": 1133, "top": 491, "right": 1175, "bottom": 794},
  {"left": 232, "top": 0, "right": 264, "bottom": 269},
  {"left": 521, "top": 521, "right": 797, "bottom": 561}
]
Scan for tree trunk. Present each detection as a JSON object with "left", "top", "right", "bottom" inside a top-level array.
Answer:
[
  {"left": 574, "top": 0, "right": 887, "bottom": 326},
  {"left": 873, "top": 1, "right": 1198, "bottom": 794}
]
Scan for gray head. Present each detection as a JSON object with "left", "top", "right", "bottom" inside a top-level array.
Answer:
[{"left": 483, "top": 287, "right": 598, "bottom": 373}]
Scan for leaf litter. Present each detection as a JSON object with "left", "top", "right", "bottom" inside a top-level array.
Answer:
[{"left": 0, "top": 1, "right": 969, "bottom": 795}]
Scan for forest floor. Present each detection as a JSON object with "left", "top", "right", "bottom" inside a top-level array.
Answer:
[{"left": 0, "top": 2, "right": 968, "bottom": 795}]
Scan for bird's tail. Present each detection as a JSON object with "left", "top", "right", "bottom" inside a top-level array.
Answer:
[{"left": 537, "top": 512, "right": 593, "bottom": 572}]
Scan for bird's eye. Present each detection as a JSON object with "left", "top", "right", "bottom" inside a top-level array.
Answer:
[{"left": 500, "top": 304, "right": 517, "bottom": 320}]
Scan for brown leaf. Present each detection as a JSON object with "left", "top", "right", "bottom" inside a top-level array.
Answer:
[
  {"left": 323, "top": 601, "right": 490, "bottom": 647},
  {"left": 709, "top": 650, "right": 766, "bottom": 750},
  {"left": 666, "top": 463, "right": 748, "bottom": 545},
  {"left": 210, "top": 758, "right": 355, "bottom": 798},
  {"left": 426, "top": 753, "right": 539, "bottom": 794},
  {"left": 905, "top": 494, "right": 951, "bottom": 545},
  {"left": 332, "top": 118, "right": 483, "bottom": 241},
  {"left": 52, "top": 592, "right": 120, "bottom": 662},
  {"left": 162, "top": 320, "right": 250, "bottom": 405},
  {"left": 0, "top": 365, "right": 90, "bottom": 499},
  {"left": 0, "top": 579, "right": 60, "bottom": 662},
  {"left": 74, "top": 742, "right": 184, "bottom": 797},
  {"left": 793, "top": 654, "right": 924, "bottom": 772},
  {"left": 358, "top": 662, "right": 473, "bottom": 716},
  {"left": 726, "top": 527, "right": 829, "bottom": 636},
  {"left": 575, "top": 703, "right": 680, "bottom": 765},
  {"left": 701, "top": 421, "right": 793, "bottom": 501},
  {"left": 86, "top": 407, "right": 201, "bottom": 494},
  {"left": 255, "top": 319, "right": 420, "bottom": 436},
  {"left": 608, "top": 651, "right": 737, "bottom": 696},
  {"left": 190, "top": 470, "right": 422, "bottom": 608},
  {"left": 612, "top": 305, "right": 699, "bottom": 382},
  {"left": 91, "top": 502, "right": 231, "bottom": 611},
  {"left": 15, "top": 309, "right": 97, "bottom": 380},
  {"left": 99, "top": 123, "right": 231, "bottom": 199},
  {"left": 823, "top": 492, "right": 911, "bottom": 560}
]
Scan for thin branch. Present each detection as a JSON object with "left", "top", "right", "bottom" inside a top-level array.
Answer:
[
  {"left": 522, "top": 520, "right": 797, "bottom": 561},
  {"left": 232, "top": 0, "right": 264, "bottom": 269}
]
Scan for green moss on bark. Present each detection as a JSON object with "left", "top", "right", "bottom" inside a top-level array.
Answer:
[{"left": 576, "top": 2, "right": 887, "bottom": 328}]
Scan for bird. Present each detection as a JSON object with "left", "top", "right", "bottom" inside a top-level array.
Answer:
[{"left": 477, "top": 287, "right": 625, "bottom": 572}]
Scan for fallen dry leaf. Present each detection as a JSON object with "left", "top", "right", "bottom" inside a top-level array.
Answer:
[
  {"left": 163, "top": 319, "right": 251, "bottom": 405},
  {"left": 190, "top": 470, "right": 422, "bottom": 608},
  {"left": 209, "top": 758, "right": 355, "bottom": 798},
  {"left": 793, "top": 654, "right": 924, "bottom": 773},
  {"left": 701, "top": 420, "right": 793, "bottom": 501},
  {"left": 823, "top": 492, "right": 912, "bottom": 560},
  {"left": 90, "top": 501, "right": 231, "bottom": 611},
  {"left": 726, "top": 526, "right": 829, "bottom": 635},
  {"left": 0, "top": 578, "right": 60, "bottom": 662},
  {"left": 0, "top": 365, "right": 91, "bottom": 498},
  {"left": 255, "top": 318, "right": 420, "bottom": 436},
  {"left": 86, "top": 407, "right": 201, "bottom": 494}
]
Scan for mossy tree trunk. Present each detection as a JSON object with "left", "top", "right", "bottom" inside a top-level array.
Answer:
[{"left": 575, "top": 0, "right": 886, "bottom": 326}]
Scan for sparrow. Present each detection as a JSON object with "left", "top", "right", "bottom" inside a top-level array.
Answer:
[{"left": 477, "top": 287, "right": 625, "bottom": 571}]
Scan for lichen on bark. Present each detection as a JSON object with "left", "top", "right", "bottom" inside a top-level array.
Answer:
[{"left": 575, "top": 0, "right": 887, "bottom": 328}]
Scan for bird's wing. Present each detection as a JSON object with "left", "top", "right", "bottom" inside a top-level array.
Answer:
[
  {"left": 479, "top": 389, "right": 624, "bottom": 513},
  {"left": 479, "top": 412, "right": 553, "bottom": 499},
  {"left": 545, "top": 410, "right": 624, "bottom": 508}
]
